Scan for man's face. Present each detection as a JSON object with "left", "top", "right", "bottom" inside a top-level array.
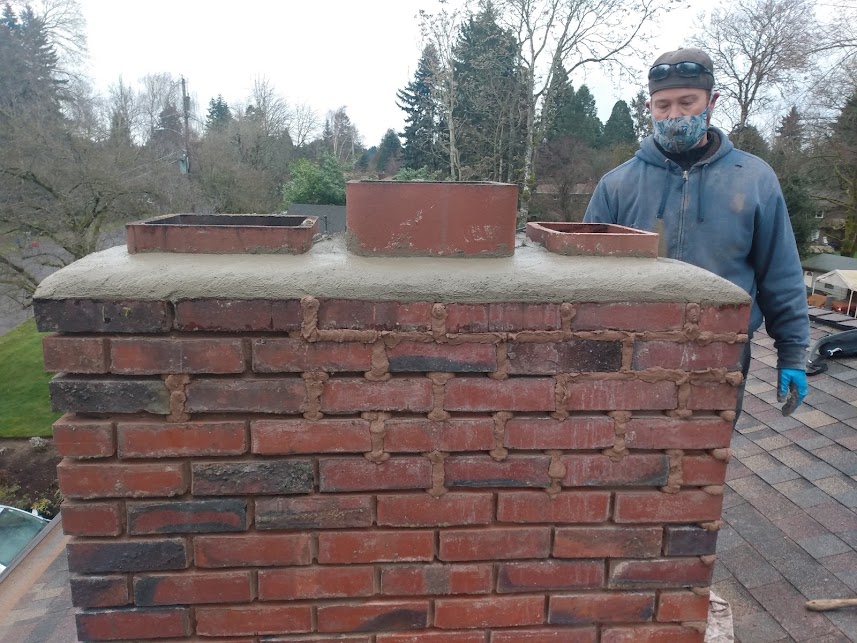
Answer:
[{"left": 648, "top": 88, "right": 711, "bottom": 121}]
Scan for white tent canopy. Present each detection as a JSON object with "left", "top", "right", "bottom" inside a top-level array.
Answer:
[{"left": 814, "top": 269, "right": 857, "bottom": 315}]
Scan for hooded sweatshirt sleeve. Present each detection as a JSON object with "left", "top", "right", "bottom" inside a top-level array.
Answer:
[{"left": 583, "top": 179, "right": 617, "bottom": 223}]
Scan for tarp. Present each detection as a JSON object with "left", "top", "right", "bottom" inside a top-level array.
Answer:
[{"left": 816, "top": 269, "right": 857, "bottom": 292}]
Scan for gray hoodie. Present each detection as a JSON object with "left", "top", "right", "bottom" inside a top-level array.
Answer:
[{"left": 583, "top": 127, "right": 809, "bottom": 369}]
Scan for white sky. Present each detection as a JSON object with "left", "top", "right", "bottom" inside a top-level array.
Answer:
[{"left": 77, "top": 0, "right": 705, "bottom": 146}]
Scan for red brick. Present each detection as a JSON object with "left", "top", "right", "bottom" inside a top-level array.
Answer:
[
  {"left": 384, "top": 418, "right": 495, "bottom": 452},
  {"left": 53, "top": 416, "right": 115, "bottom": 458},
  {"left": 322, "top": 378, "right": 433, "bottom": 413},
  {"left": 688, "top": 382, "right": 739, "bottom": 411},
  {"left": 192, "top": 459, "right": 313, "bottom": 495},
  {"left": 319, "top": 457, "right": 432, "bottom": 492},
  {"left": 488, "top": 302, "right": 562, "bottom": 331},
  {"left": 174, "top": 299, "right": 273, "bottom": 331},
  {"left": 256, "top": 495, "right": 374, "bottom": 530},
  {"left": 439, "top": 526, "right": 551, "bottom": 561},
  {"left": 445, "top": 377, "right": 555, "bottom": 412},
  {"left": 446, "top": 304, "right": 489, "bottom": 333},
  {"left": 561, "top": 454, "right": 669, "bottom": 487},
  {"left": 61, "top": 502, "right": 123, "bottom": 536},
  {"left": 698, "top": 303, "right": 751, "bottom": 334},
  {"left": 111, "top": 337, "right": 245, "bottom": 374},
  {"left": 67, "top": 540, "right": 189, "bottom": 574},
  {"left": 57, "top": 461, "right": 187, "bottom": 499},
  {"left": 614, "top": 490, "right": 723, "bottom": 523},
  {"left": 683, "top": 454, "right": 728, "bottom": 486},
  {"left": 271, "top": 299, "right": 303, "bottom": 331},
  {"left": 318, "top": 530, "right": 435, "bottom": 563},
  {"left": 76, "top": 608, "right": 190, "bottom": 641},
  {"left": 194, "top": 533, "right": 312, "bottom": 568},
  {"left": 317, "top": 600, "right": 430, "bottom": 633},
  {"left": 259, "top": 566, "right": 375, "bottom": 600},
  {"left": 573, "top": 302, "right": 685, "bottom": 331},
  {"left": 549, "top": 592, "right": 656, "bottom": 624},
  {"left": 490, "top": 628, "right": 596, "bottom": 643},
  {"left": 186, "top": 378, "right": 305, "bottom": 414},
  {"left": 380, "top": 564, "right": 492, "bottom": 596},
  {"left": 507, "top": 340, "right": 622, "bottom": 374},
  {"left": 35, "top": 299, "right": 173, "bottom": 333},
  {"left": 117, "top": 420, "right": 247, "bottom": 458},
  {"left": 625, "top": 416, "right": 733, "bottom": 450},
  {"left": 252, "top": 418, "right": 370, "bottom": 455},
  {"left": 316, "top": 300, "right": 432, "bottom": 331},
  {"left": 377, "top": 633, "right": 485, "bottom": 643},
  {"left": 253, "top": 338, "right": 373, "bottom": 373},
  {"left": 609, "top": 558, "right": 713, "bottom": 589},
  {"left": 377, "top": 492, "right": 494, "bottom": 527},
  {"left": 658, "top": 590, "right": 711, "bottom": 621},
  {"left": 434, "top": 595, "right": 544, "bottom": 629},
  {"left": 497, "top": 560, "right": 605, "bottom": 592},
  {"left": 504, "top": 416, "right": 615, "bottom": 450},
  {"left": 566, "top": 380, "right": 677, "bottom": 411},
  {"left": 380, "top": 301, "right": 434, "bottom": 331},
  {"left": 195, "top": 605, "right": 312, "bottom": 636},
  {"left": 632, "top": 340, "right": 743, "bottom": 371},
  {"left": 445, "top": 455, "right": 551, "bottom": 489},
  {"left": 127, "top": 498, "right": 247, "bottom": 534},
  {"left": 497, "top": 491, "right": 610, "bottom": 523},
  {"left": 70, "top": 576, "right": 130, "bottom": 608},
  {"left": 602, "top": 625, "right": 705, "bottom": 642},
  {"left": 134, "top": 571, "right": 252, "bottom": 605},
  {"left": 42, "top": 335, "right": 109, "bottom": 373},
  {"left": 554, "top": 526, "right": 663, "bottom": 558},
  {"left": 388, "top": 341, "right": 497, "bottom": 373}
]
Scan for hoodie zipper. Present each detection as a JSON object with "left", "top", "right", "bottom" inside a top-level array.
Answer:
[{"left": 677, "top": 170, "right": 690, "bottom": 261}]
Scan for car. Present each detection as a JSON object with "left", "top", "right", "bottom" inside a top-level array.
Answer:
[{"left": 0, "top": 505, "right": 49, "bottom": 575}]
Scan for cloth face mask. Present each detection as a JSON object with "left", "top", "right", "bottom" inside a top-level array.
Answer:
[{"left": 652, "top": 96, "right": 713, "bottom": 153}]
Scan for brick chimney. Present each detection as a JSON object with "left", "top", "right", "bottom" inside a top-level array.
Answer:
[{"left": 36, "top": 191, "right": 750, "bottom": 642}]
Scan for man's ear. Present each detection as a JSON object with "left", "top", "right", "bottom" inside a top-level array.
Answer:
[{"left": 645, "top": 99, "right": 651, "bottom": 111}]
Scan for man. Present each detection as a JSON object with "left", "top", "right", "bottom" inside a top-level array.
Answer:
[{"left": 583, "top": 48, "right": 809, "bottom": 415}]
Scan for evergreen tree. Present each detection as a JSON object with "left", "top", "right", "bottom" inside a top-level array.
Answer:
[
  {"left": 544, "top": 63, "right": 574, "bottom": 141},
  {"left": 282, "top": 154, "right": 346, "bottom": 207},
  {"left": 630, "top": 89, "right": 652, "bottom": 141},
  {"left": 554, "top": 85, "right": 603, "bottom": 148},
  {"left": 397, "top": 45, "right": 444, "bottom": 174},
  {"left": 374, "top": 129, "right": 402, "bottom": 175},
  {"left": 205, "top": 95, "right": 232, "bottom": 130},
  {"left": 602, "top": 100, "right": 636, "bottom": 148},
  {"left": 780, "top": 174, "right": 818, "bottom": 258},
  {"left": 830, "top": 92, "right": 857, "bottom": 256},
  {"left": 730, "top": 124, "right": 770, "bottom": 160}
]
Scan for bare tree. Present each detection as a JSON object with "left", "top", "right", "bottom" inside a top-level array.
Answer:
[
  {"left": 249, "top": 76, "right": 291, "bottom": 138},
  {"left": 137, "top": 73, "right": 181, "bottom": 141},
  {"left": 290, "top": 100, "right": 321, "bottom": 147},
  {"left": 11, "top": 0, "right": 87, "bottom": 74}
]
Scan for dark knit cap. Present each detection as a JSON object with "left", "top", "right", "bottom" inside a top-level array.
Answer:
[{"left": 648, "top": 48, "right": 714, "bottom": 95}]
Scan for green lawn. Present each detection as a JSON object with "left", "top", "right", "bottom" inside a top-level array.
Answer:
[{"left": 0, "top": 320, "right": 60, "bottom": 437}]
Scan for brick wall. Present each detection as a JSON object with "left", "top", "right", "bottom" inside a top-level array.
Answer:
[{"left": 39, "top": 295, "right": 749, "bottom": 642}]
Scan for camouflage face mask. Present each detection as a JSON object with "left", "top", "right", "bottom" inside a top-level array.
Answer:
[{"left": 652, "top": 96, "right": 713, "bottom": 153}]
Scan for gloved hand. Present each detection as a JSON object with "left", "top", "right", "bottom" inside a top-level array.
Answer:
[{"left": 778, "top": 368, "right": 808, "bottom": 415}]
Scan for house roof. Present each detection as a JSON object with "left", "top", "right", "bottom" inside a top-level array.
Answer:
[{"left": 802, "top": 253, "right": 857, "bottom": 273}]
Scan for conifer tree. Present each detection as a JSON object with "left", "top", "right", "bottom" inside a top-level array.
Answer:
[
  {"left": 602, "top": 100, "right": 636, "bottom": 148},
  {"left": 397, "top": 45, "right": 444, "bottom": 174}
]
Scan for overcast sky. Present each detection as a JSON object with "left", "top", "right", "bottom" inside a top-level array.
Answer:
[{"left": 77, "top": 0, "right": 704, "bottom": 145}]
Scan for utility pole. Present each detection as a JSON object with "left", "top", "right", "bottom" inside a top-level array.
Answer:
[{"left": 181, "top": 76, "right": 191, "bottom": 174}]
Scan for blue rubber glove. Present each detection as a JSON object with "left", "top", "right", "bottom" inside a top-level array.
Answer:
[{"left": 778, "top": 368, "right": 808, "bottom": 414}]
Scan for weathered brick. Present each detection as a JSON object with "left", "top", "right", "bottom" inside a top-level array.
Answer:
[
  {"left": 384, "top": 418, "right": 495, "bottom": 452},
  {"left": 497, "top": 561, "right": 605, "bottom": 593},
  {"left": 380, "top": 564, "right": 493, "bottom": 596},
  {"left": 434, "top": 595, "right": 545, "bottom": 629},
  {"left": 625, "top": 416, "right": 733, "bottom": 450},
  {"left": 554, "top": 526, "right": 663, "bottom": 559},
  {"left": 174, "top": 299, "right": 273, "bottom": 331},
  {"left": 116, "top": 420, "right": 247, "bottom": 459},
  {"left": 507, "top": 340, "right": 622, "bottom": 374},
  {"left": 321, "top": 378, "right": 433, "bottom": 413},
  {"left": 445, "top": 304, "right": 489, "bottom": 333},
  {"left": 445, "top": 455, "right": 551, "bottom": 488},
  {"left": 488, "top": 302, "right": 562, "bottom": 331},
  {"left": 319, "top": 457, "right": 432, "bottom": 492},
  {"left": 57, "top": 461, "right": 187, "bottom": 499},
  {"left": 377, "top": 632, "right": 485, "bottom": 643},
  {"left": 69, "top": 576, "right": 130, "bottom": 608},
  {"left": 317, "top": 299, "right": 425, "bottom": 330},
  {"left": 614, "top": 490, "right": 723, "bottom": 523},
  {"left": 504, "top": 416, "right": 615, "bottom": 450},
  {"left": 185, "top": 378, "right": 305, "bottom": 414},
  {"left": 602, "top": 625, "right": 705, "bottom": 643},
  {"left": 632, "top": 340, "right": 743, "bottom": 371},
  {"left": 561, "top": 454, "right": 670, "bottom": 487},
  {"left": 444, "top": 377, "right": 555, "bottom": 412},
  {"left": 271, "top": 299, "right": 304, "bottom": 331},
  {"left": 42, "top": 335, "right": 109, "bottom": 373},
  {"left": 259, "top": 566, "right": 375, "bottom": 600},
  {"left": 53, "top": 416, "right": 115, "bottom": 458},
  {"left": 608, "top": 558, "right": 713, "bottom": 589},
  {"left": 127, "top": 499, "right": 247, "bottom": 534},
  {"left": 377, "top": 492, "right": 493, "bottom": 527},
  {"left": 490, "top": 628, "right": 597, "bottom": 643},
  {"left": 657, "top": 590, "right": 711, "bottom": 621},
  {"left": 573, "top": 302, "right": 685, "bottom": 331},
  {"left": 687, "top": 382, "right": 739, "bottom": 411},
  {"left": 251, "top": 418, "right": 370, "bottom": 455},
  {"left": 682, "top": 453, "right": 728, "bottom": 486},
  {"left": 75, "top": 608, "right": 190, "bottom": 641},
  {"left": 195, "top": 605, "right": 312, "bottom": 637},
  {"left": 566, "top": 379, "right": 677, "bottom": 411},
  {"left": 194, "top": 533, "right": 312, "bottom": 568},
  {"left": 256, "top": 495, "right": 374, "bottom": 530},
  {"left": 67, "top": 539, "right": 189, "bottom": 573},
  {"left": 61, "top": 502, "right": 123, "bottom": 536},
  {"left": 111, "top": 337, "right": 245, "bottom": 374},
  {"left": 191, "top": 459, "right": 314, "bottom": 495},
  {"left": 664, "top": 526, "right": 719, "bottom": 556},
  {"left": 698, "top": 303, "right": 751, "bottom": 334},
  {"left": 317, "top": 601, "right": 430, "bottom": 633},
  {"left": 49, "top": 376, "right": 169, "bottom": 414},
  {"left": 318, "top": 531, "right": 435, "bottom": 564},
  {"left": 134, "top": 571, "right": 252, "bottom": 606},
  {"left": 497, "top": 491, "right": 610, "bottom": 524},
  {"left": 35, "top": 299, "right": 173, "bottom": 333},
  {"left": 387, "top": 341, "right": 496, "bottom": 373},
  {"left": 549, "top": 592, "right": 656, "bottom": 624},
  {"left": 253, "top": 338, "right": 374, "bottom": 373},
  {"left": 439, "top": 527, "right": 551, "bottom": 561}
]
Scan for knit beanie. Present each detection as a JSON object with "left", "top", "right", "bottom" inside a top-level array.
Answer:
[{"left": 648, "top": 48, "right": 714, "bottom": 95}]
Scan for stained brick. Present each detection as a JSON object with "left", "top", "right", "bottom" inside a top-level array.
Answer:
[
  {"left": 497, "top": 560, "right": 605, "bottom": 592},
  {"left": 192, "top": 459, "right": 313, "bottom": 495},
  {"left": 566, "top": 379, "right": 677, "bottom": 411},
  {"left": 256, "top": 495, "right": 374, "bottom": 530},
  {"left": 608, "top": 558, "right": 713, "bottom": 589},
  {"left": 57, "top": 461, "right": 187, "bottom": 499},
  {"left": 75, "top": 608, "right": 190, "bottom": 641},
  {"left": 434, "top": 596, "right": 544, "bottom": 629},
  {"left": 127, "top": 499, "right": 247, "bottom": 534},
  {"left": 50, "top": 376, "right": 169, "bottom": 414},
  {"left": 625, "top": 416, "right": 733, "bottom": 450},
  {"left": 445, "top": 304, "right": 489, "bottom": 333},
  {"left": 67, "top": 539, "right": 189, "bottom": 573},
  {"left": 488, "top": 302, "right": 562, "bottom": 331},
  {"left": 174, "top": 299, "right": 273, "bottom": 331},
  {"left": 632, "top": 340, "right": 743, "bottom": 371},
  {"left": 271, "top": 299, "right": 303, "bottom": 331},
  {"left": 377, "top": 632, "right": 485, "bottom": 643},
  {"left": 490, "top": 628, "right": 597, "bottom": 643},
  {"left": 316, "top": 300, "right": 433, "bottom": 331},
  {"left": 664, "top": 526, "right": 719, "bottom": 556},
  {"left": 445, "top": 377, "right": 555, "bottom": 412},
  {"left": 497, "top": 491, "right": 610, "bottom": 524},
  {"left": 439, "top": 527, "right": 551, "bottom": 561},
  {"left": 61, "top": 502, "right": 123, "bottom": 536},
  {"left": 318, "top": 530, "right": 435, "bottom": 564},
  {"left": 504, "top": 416, "right": 615, "bottom": 450},
  {"left": 319, "top": 457, "right": 432, "bottom": 492},
  {"left": 186, "top": 378, "right": 305, "bottom": 414},
  {"left": 42, "top": 335, "right": 109, "bottom": 373},
  {"left": 321, "top": 378, "right": 433, "bottom": 413},
  {"left": 251, "top": 418, "right": 370, "bottom": 455},
  {"left": 549, "top": 592, "right": 656, "bottom": 624},
  {"left": 614, "top": 490, "right": 724, "bottom": 523},
  {"left": 35, "top": 299, "right": 173, "bottom": 333},
  {"left": 53, "top": 416, "right": 115, "bottom": 458},
  {"left": 445, "top": 455, "right": 551, "bottom": 488},
  {"left": 377, "top": 492, "right": 494, "bottom": 527},
  {"left": 117, "top": 420, "right": 247, "bottom": 458},
  {"left": 387, "top": 341, "right": 496, "bottom": 372},
  {"left": 259, "top": 566, "right": 375, "bottom": 600},
  {"left": 507, "top": 340, "right": 622, "bottom": 374},
  {"left": 194, "top": 533, "right": 312, "bottom": 568},
  {"left": 561, "top": 454, "right": 670, "bottom": 487},
  {"left": 384, "top": 418, "right": 495, "bottom": 452},
  {"left": 554, "top": 526, "right": 663, "bottom": 559},
  {"left": 317, "top": 601, "right": 430, "bottom": 633},
  {"left": 195, "top": 605, "right": 312, "bottom": 637},
  {"left": 380, "top": 564, "right": 493, "bottom": 596},
  {"left": 252, "top": 338, "right": 374, "bottom": 373},
  {"left": 573, "top": 302, "right": 685, "bottom": 331},
  {"left": 134, "top": 571, "right": 252, "bottom": 605},
  {"left": 70, "top": 576, "right": 130, "bottom": 608},
  {"left": 110, "top": 337, "right": 245, "bottom": 374}
]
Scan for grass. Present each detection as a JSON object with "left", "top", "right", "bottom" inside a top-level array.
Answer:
[{"left": 0, "top": 319, "right": 60, "bottom": 437}]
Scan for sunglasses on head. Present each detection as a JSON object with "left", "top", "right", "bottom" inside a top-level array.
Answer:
[{"left": 648, "top": 61, "right": 713, "bottom": 81}]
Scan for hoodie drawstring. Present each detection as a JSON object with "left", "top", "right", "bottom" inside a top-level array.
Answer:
[
  {"left": 656, "top": 167, "right": 671, "bottom": 219},
  {"left": 698, "top": 164, "right": 706, "bottom": 222}
]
